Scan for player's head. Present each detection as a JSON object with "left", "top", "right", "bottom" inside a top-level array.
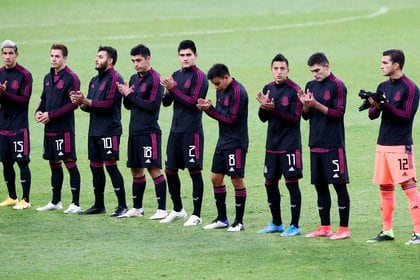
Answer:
[
  {"left": 1, "top": 39, "right": 19, "bottom": 68},
  {"left": 130, "top": 44, "right": 151, "bottom": 73},
  {"left": 178, "top": 40, "right": 197, "bottom": 54},
  {"left": 271, "top": 53, "right": 289, "bottom": 84},
  {"left": 98, "top": 45, "right": 118, "bottom": 65},
  {"left": 207, "top": 63, "right": 232, "bottom": 91},
  {"left": 307, "top": 52, "right": 330, "bottom": 81},
  {"left": 383, "top": 49, "right": 405, "bottom": 70},
  {"left": 177, "top": 40, "right": 197, "bottom": 69},
  {"left": 51, "top": 43, "right": 68, "bottom": 58}
]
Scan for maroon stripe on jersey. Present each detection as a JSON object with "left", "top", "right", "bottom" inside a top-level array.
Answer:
[
  {"left": 0, "top": 130, "right": 17, "bottom": 136},
  {"left": 49, "top": 102, "right": 78, "bottom": 120},
  {"left": 149, "top": 68, "right": 160, "bottom": 102},
  {"left": 170, "top": 65, "right": 204, "bottom": 105},
  {"left": 65, "top": 66, "right": 80, "bottom": 91},
  {"left": 92, "top": 68, "right": 119, "bottom": 109},
  {"left": 3, "top": 64, "right": 32, "bottom": 104},
  {"left": 207, "top": 80, "right": 241, "bottom": 124},
  {"left": 151, "top": 133, "right": 158, "bottom": 160},
  {"left": 384, "top": 75, "right": 416, "bottom": 120},
  {"left": 326, "top": 74, "right": 345, "bottom": 118}
]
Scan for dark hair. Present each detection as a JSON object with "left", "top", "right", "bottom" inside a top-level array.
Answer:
[
  {"left": 271, "top": 53, "right": 289, "bottom": 67},
  {"left": 178, "top": 40, "right": 197, "bottom": 54},
  {"left": 51, "top": 43, "right": 68, "bottom": 57},
  {"left": 98, "top": 45, "right": 118, "bottom": 65},
  {"left": 130, "top": 44, "right": 151, "bottom": 58},
  {"left": 307, "top": 52, "right": 329, "bottom": 66},
  {"left": 383, "top": 49, "right": 405, "bottom": 70},
  {"left": 207, "top": 63, "right": 230, "bottom": 80}
]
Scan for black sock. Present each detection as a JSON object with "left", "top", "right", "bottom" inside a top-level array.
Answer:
[
  {"left": 234, "top": 188, "right": 247, "bottom": 224},
  {"left": 265, "top": 181, "right": 282, "bottom": 226},
  {"left": 17, "top": 161, "right": 31, "bottom": 202},
  {"left": 333, "top": 183, "right": 350, "bottom": 227},
  {"left": 65, "top": 161, "right": 81, "bottom": 206},
  {"left": 166, "top": 169, "right": 182, "bottom": 211},
  {"left": 153, "top": 175, "right": 166, "bottom": 210},
  {"left": 214, "top": 185, "right": 227, "bottom": 221},
  {"left": 105, "top": 162, "right": 127, "bottom": 208},
  {"left": 286, "top": 180, "right": 302, "bottom": 228},
  {"left": 50, "top": 162, "right": 63, "bottom": 204},
  {"left": 315, "top": 184, "right": 331, "bottom": 226},
  {"left": 90, "top": 163, "right": 105, "bottom": 208},
  {"left": 132, "top": 175, "right": 146, "bottom": 209},
  {"left": 3, "top": 163, "right": 17, "bottom": 199},
  {"left": 189, "top": 168, "right": 203, "bottom": 217}
]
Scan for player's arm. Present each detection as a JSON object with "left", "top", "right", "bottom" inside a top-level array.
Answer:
[
  {"left": 381, "top": 86, "right": 418, "bottom": 121},
  {"left": 1, "top": 72, "right": 32, "bottom": 105},
  {"left": 169, "top": 72, "right": 208, "bottom": 109},
  {"left": 271, "top": 88, "right": 302, "bottom": 123},
  {"left": 48, "top": 77, "right": 80, "bottom": 120},
  {"left": 206, "top": 86, "right": 244, "bottom": 124}
]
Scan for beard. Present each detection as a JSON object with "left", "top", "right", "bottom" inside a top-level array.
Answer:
[{"left": 95, "top": 61, "right": 107, "bottom": 72}]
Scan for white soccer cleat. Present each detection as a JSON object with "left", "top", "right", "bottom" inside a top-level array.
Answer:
[
  {"left": 149, "top": 209, "right": 168, "bottom": 220},
  {"left": 118, "top": 207, "right": 144, "bottom": 218},
  {"left": 160, "top": 209, "right": 187, "bottom": 223},
  {"left": 36, "top": 201, "right": 63, "bottom": 211},
  {"left": 183, "top": 215, "right": 202, "bottom": 226},
  {"left": 203, "top": 219, "right": 229, "bottom": 230},
  {"left": 227, "top": 222, "right": 245, "bottom": 232},
  {"left": 63, "top": 203, "right": 82, "bottom": 214}
]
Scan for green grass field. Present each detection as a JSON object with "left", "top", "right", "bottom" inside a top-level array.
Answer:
[{"left": 1, "top": 0, "right": 420, "bottom": 279}]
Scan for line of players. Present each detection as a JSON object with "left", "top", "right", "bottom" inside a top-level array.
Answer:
[{"left": 0, "top": 39, "right": 419, "bottom": 243}]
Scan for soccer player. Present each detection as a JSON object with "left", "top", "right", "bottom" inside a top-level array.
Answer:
[
  {"left": 116, "top": 44, "right": 167, "bottom": 219},
  {"left": 35, "top": 43, "right": 82, "bottom": 214},
  {"left": 0, "top": 39, "right": 33, "bottom": 210},
  {"left": 198, "top": 63, "right": 249, "bottom": 232},
  {"left": 366, "top": 49, "right": 420, "bottom": 245},
  {"left": 256, "top": 54, "right": 303, "bottom": 236},
  {"left": 159, "top": 40, "right": 208, "bottom": 226},
  {"left": 298, "top": 52, "right": 351, "bottom": 240},
  {"left": 71, "top": 46, "right": 128, "bottom": 217}
]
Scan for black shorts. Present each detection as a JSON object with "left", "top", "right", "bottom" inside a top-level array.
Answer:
[
  {"left": 0, "top": 128, "right": 30, "bottom": 162},
  {"left": 88, "top": 135, "right": 120, "bottom": 162},
  {"left": 310, "top": 147, "right": 349, "bottom": 185},
  {"left": 165, "top": 132, "right": 204, "bottom": 170},
  {"left": 127, "top": 133, "right": 162, "bottom": 169},
  {"left": 211, "top": 148, "right": 247, "bottom": 178},
  {"left": 43, "top": 131, "right": 77, "bottom": 161},
  {"left": 264, "top": 149, "right": 303, "bottom": 181}
]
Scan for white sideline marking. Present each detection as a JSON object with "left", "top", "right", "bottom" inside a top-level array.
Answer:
[{"left": 19, "top": 7, "right": 388, "bottom": 45}]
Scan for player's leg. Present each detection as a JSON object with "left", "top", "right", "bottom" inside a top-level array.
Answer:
[
  {"left": 228, "top": 175, "right": 246, "bottom": 232},
  {"left": 36, "top": 160, "right": 64, "bottom": 211},
  {"left": 63, "top": 160, "right": 81, "bottom": 213},
  {"left": 330, "top": 183, "right": 351, "bottom": 240},
  {"left": 401, "top": 179, "right": 420, "bottom": 244},
  {"left": 1, "top": 161, "right": 18, "bottom": 204},
  {"left": 203, "top": 172, "right": 229, "bottom": 230},
  {"left": 149, "top": 167, "right": 167, "bottom": 218},
  {"left": 282, "top": 177, "right": 302, "bottom": 236},
  {"left": 105, "top": 159, "right": 127, "bottom": 216}
]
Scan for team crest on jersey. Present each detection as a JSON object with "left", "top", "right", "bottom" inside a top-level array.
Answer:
[
  {"left": 281, "top": 96, "right": 289, "bottom": 106},
  {"left": 394, "top": 91, "right": 401, "bottom": 102},
  {"left": 99, "top": 82, "right": 106, "bottom": 91},
  {"left": 224, "top": 96, "right": 230, "bottom": 106},
  {"left": 323, "top": 90, "right": 331, "bottom": 100},
  {"left": 57, "top": 80, "right": 64, "bottom": 89},
  {"left": 11, "top": 80, "right": 19, "bottom": 90},
  {"left": 45, "top": 81, "right": 50, "bottom": 86},
  {"left": 184, "top": 79, "right": 191, "bottom": 89},
  {"left": 140, "top": 83, "right": 147, "bottom": 93}
]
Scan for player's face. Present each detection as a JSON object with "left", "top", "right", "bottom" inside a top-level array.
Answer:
[
  {"left": 210, "top": 75, "right": 230, "bottom": 92},
  {"left": 1, "top": 47, "right": 18, "bottom": 69},
  {"left": 95, "top": 51, "right": 110, "bottom": 71},
  {"left": 271, "top": 61, "right": 289, "bottom": 84},
  {"left": 50, "top": 49, "right": 67, "bottom": 72},
  {"left": 178, "top": 48, "right": 196, "bottom": 68},
  {"left": 131, "top": 55, "right": 150, "bottom": 73},
  {"left": 309, "top": 63, "right": 330, "bottom": 81},
  {"left": 380, "top": 55, "right": 397, "bottom": 77}
]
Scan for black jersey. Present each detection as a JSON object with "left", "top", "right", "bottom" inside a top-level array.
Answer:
[
  {"left": 205, "top": 79, "right": 248, "bottom": 150},
  {"left": 162, "top": 65, "right": 208, "bottom": 133},
  {"left": 369, "top": 74, "right": 419, "bottom": 146},
  {"left": 84, "top": 68, "right": 123, "bottom": 137},
  {"left": 0, "top": 63, "right": 32, "bottom": 130},
  {"left": 123, "top": 68, "right": 163, "bottom": 135},
  {"left": 303, "top": 73, "right": 347, "bottom": 148},
  {"left": 37, "top": 66, "right": 80, "bottom": 132},
  {"left": 258, "top": 78, "right": 302, "bottom": 151}
]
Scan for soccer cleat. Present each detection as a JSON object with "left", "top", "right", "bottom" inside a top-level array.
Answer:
[
  {"left": 330, "top": 226, "right": 351, "bottom": 240},
  {"left": 149, "top": 209, "right": 168, "bottom": 220},
  {"left": 12, "top": 199, "right": 31, "bottom": 210},
  {"left": 257, "top": 223, "right": 284, "bottom": 234},
  {"left": 110, "top": 207, "right": 128, "bottom": 217},
  {"left": 183, "top": 215, "right": 202, "bottom": 226},
  {"left": 36, "top": 201, "right": 63, "bottom": 211},
  {"left": 203, "top": 219, "right": 229, "bottom": 230},
  {"left": 367, "top": 231, "right": 395, "bottom": 243},
  {"left": 79, "top": 206, "right": 106, "bottom": 215},
  {"left": 64, "top": 203, "right": 82, "bottom": 214},
  {"left": 227, "top": 221, "right": 245, "bottom": 232},
  {"left": 281, "top": 225, "right": 302, "bottom": 236},
  {"left": 0, "top": 196, "right": 18, "bottom": 207},
  {"left": 305, "top": 226, "right": 333, "bottom": 238},
  {"left": 160, "top": 209, "right": 187, "bottom": 223},
  {"left": 118, "top": 207, "right": 144, "bottom": 218},
  {"left": 405, "top": 233, "right": 420, "bottom": 245}
]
